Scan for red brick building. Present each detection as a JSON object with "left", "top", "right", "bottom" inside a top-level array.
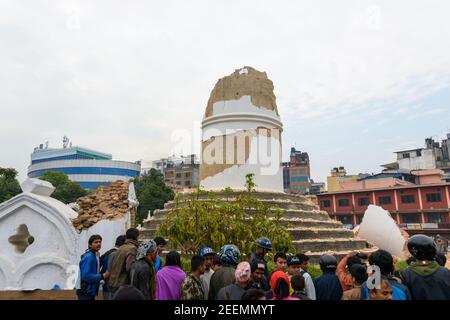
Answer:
[{"left": 317, "top": 183, "right": 450, "bottom": 237}]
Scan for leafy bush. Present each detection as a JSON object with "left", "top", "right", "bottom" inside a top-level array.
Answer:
[
  {"left": 133, "top": 169, "right": 175, "bottom": 225},
  {"left": 157, "top": 174, "right": 294, "bottom": 256}
]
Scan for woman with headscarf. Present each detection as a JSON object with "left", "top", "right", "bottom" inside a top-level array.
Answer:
[
  {"left": 217, "top": 261, "right": 251, "bottom": 300},
  {"left": 270, "top": 271, "right": 300, "bottom": 300},
  {"left": 130, "top": 240, "right": 158, "bottom": 300},
  {"left": 155, "top": 251, "right": 186, "bottom": 300}
]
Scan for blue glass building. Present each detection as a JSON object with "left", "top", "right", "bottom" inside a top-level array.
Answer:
[{"left": 28, "top": 145, "right": 141, "bottom": 189}]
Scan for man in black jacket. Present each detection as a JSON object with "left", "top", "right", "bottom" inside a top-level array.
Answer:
[
  {"left": 401, "top": 234, "right": 450, "bottom": 300},
  {"left": 313, "top": 254, "right": 343, "bottom": 300},
  {"left": 130, "top": 240, "right": 158, "bottom": 300}
]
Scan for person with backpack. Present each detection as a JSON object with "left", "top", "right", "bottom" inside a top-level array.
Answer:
[
  {"left": 360, "top": 249, "right": 411, "bottom": 300},
  {"left": 401, "top": 234, "right": 450, "bottom": 300},
  {"left": 130, "top": 240, "right": 158, "bottom": 300},
  {"left": 296, "top": 253, "right": 316, "bottom": 300},
  {"left": 76, "top": 235, "right": 110, "bottom": 300},
  {"left": 108, "top": 228, "right": 140, "bottom": 297},
  {"left": 100, "top": 234, "right": 125, "bottom": 300}
]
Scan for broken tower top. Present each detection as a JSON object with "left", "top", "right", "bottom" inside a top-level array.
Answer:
[{"left": 204, "top": 66, "right": 279, "bottom": 118}]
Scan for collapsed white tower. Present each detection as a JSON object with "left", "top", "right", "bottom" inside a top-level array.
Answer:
[{"left": 200, "top": 66, "right": 284, "bottom": 192}]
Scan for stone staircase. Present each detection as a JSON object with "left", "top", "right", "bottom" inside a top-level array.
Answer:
[{"left": 140, "top": 191, "right": 373, "bottom": 262}]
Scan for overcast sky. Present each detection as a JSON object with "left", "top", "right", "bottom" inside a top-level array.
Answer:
[{"left": 1, "top": 0, "right": 450, "bottom": 185}]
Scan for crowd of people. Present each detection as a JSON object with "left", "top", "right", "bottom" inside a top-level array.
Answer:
[{"left": 76, "top": 229, "right": 450, "bottom": 300}]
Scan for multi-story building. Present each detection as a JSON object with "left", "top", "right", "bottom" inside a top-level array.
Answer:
[
  {"left": 327, "top": 167, "right": 369, "bottom": 192},
  {"left": 151, "top": 154, "right": 200, "bottom": 189},
  {"left": 317, "top": 169, "right": 450, "bottom": 237},
  {"left": 310, "top": 181, "right": 326, "bottom": 195},
  {"left": 27, "top": 139, "right": 141, "bottom": 189},
  {"left": 282, "top": 147, "right": 311, "bottom": 194},
  {"left": 383, "top": 131, "right": 450, "bottom": 171}
]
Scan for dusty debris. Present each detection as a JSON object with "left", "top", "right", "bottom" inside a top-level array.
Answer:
[{"left": 71, "top": 181, "right": 131, "bottom": 231}]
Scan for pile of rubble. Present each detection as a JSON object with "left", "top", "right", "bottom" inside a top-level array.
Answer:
[{"left": 72, "top": 180, "right": 130, "bottom": 231}]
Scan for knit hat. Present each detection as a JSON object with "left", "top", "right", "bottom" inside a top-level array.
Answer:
[
  {"left": 136, "top": 240, "right": 157, "bottom": 260},
  {"left": 235, "top": 261, "right": 251, "bottom": 283}
]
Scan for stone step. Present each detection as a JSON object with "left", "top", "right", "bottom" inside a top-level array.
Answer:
[
  {"left": 287, "top": 228, "right": 354, "bottom": 240},
  {"left": 172, "top": 191, "right": 316, "bottom": 203},
  {"left": 162, "top": 198, "right": 318, "bottom": 212},
  {"left": 144, "top": 217, "right": 340, "bottom": 232},
  {"left": 277, "top": 209, "right": 330, "bottom": 220},
  {"left": 139, "top": 228, "right": 158, "bottom": 239},
  {"left": 293, "top": 238, "right": 368, "bottom": 253},
  {"left": 279, "top": 218, "right": 344, "bottom": 229},
  {"left": 150, "top": 207, "right": 329, "bottom": 222}
]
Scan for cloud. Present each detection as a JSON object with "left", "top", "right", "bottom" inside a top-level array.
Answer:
[{"left": 0, "top": 0, "right": 450, "bottom": 184}]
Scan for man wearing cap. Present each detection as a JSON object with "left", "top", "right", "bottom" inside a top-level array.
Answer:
[
  {"left": 248, "top": 260, "right": 272, "bottom": 299},
  {"left": 287, "top": 255, "right": 302, "bottom": 282},
  {"left": 199, "top": 247, "right": 216, "bottom": 299},
  {"left": 250, "top": 237, "right": 272, "bottom": 280}
]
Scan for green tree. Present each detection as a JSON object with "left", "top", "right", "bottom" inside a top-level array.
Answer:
[
  {"left": 132, "top": 168, "right": 175, "bottom": 225},
  {"left": 157, "top": 175, "right": 294, "bottom": 256},
  {"left": 0, "top": 168, "right": 21, "bottom": 203},
  {"left": 39, "top": 171, "right": 87, "bottom": 204}
]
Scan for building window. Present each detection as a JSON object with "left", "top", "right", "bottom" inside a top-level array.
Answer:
[
  {"left": 184, "top": 181, "right": 191, "bottom": 187},
  {"left": 299, "top": 176, "right": 309, "bottom": 182},
  {"left": 426, "top": 193, "right": 441, "bottom": 202},
  {"left": 338, "top": 199, "right": 350, "bottom": 207},
  {"left": 401, "top": 213, "right": 420, "bottom": 223},
  {"left": 358, "top": 198, "right": 370, "bottom": 206},
  {"left": 401, "top": 195, "right": 415, "bottom": 204},
  {"left": 176, "top": 173, "right": 182, "bottom": 178},
  {"left": 402, "top": 153, "right": 410, "bottom": 159},
  {"left": 427, "top": 213, "right": 447, "bottom": 223},
  {"left": 321, "top": 200, "right": 331, "bottom": 208},
  {"left": 185, "top": 172, "right": 191, "bottom": 178},
  {"left": 300, "top": 169, "right": 305, "bottom": 174},
  {"left": 416, "top": 150, "right": 422, "bottom": 157},
  {"left": 378, "top": 196, "right": 392, "bottom": 205},
  {"left": 176, "top": 181, "right": 181, "bottom": 185}
]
